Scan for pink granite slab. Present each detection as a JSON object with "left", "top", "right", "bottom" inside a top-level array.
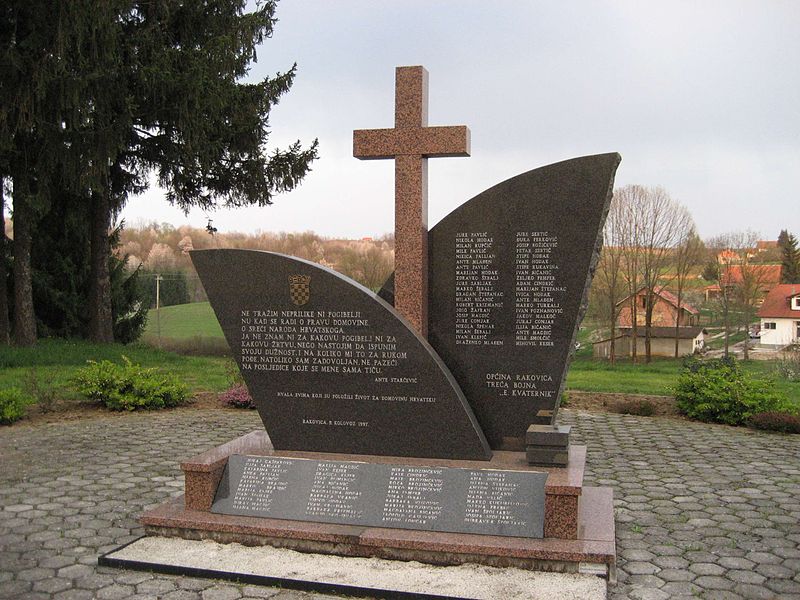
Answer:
[{"left": 140, "top": 487, "right": 614, "bottom": 573}]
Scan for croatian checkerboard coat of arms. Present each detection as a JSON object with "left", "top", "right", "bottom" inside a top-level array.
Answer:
[{"left": 288, "top": 274, "right": 311, "bottom": 306}]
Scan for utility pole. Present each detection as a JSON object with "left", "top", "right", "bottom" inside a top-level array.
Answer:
[{"left": 156, "top": 274, "right": 163, "bottom": 347}]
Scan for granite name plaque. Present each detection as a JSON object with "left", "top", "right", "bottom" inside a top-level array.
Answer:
[
  {"left": 212, "top": 454, "right": 548, "bottom": 538},
  {"left": 381, "top": 154, "right": 620, "bottom": 449},
  {"left": 191, "top": 249, "right": 491, "bottom": 460}
]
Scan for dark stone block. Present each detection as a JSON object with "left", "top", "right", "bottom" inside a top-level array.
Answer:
[
  {"left": 191, "top": 249, "right": 491, "bottom": 461},
  {"left": 381, "top": 153, "right": 621, "bottom": 449},
  {"left": 526, "top": 425, "right": 571, "bottom": 448},
  {"left": 526, "top": 447, "right": 569, "bottom": 467},
  {"left": 212, "top": 454, "right": 547, "bottom": 538}
]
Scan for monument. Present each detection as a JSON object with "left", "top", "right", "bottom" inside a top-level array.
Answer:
[{"left": 128, "top": 66, "right": 620, "bottom": 586}]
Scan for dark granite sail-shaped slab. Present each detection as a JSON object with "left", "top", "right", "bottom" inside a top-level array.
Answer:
[
  {"left": 381, "top": 153, "right": 621, "bottom": 449},
  {"left": 191, "top": 249, "right": 491, "bottom": 460}
]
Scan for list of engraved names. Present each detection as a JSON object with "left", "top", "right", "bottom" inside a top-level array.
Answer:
[
  {"left": 382, "top": 467, "right": 444, "bottom": 526},
  {"left": 306, "top": 462, "right": 363, "bottom": 520},
  {"left": 465, "top": 471, "right": 528, "bottom": 527},
  {"left": 231, "top": 458, "right": 292, "bottom": 512},
  {"left": 515, "top": 231, "right": 565, "bottom": 346},
  {"left": 454, "top": 232, "right": 504, "bottom": 346}
]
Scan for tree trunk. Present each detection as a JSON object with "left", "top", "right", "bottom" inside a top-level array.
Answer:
[
  {"left": 644, "top": 292, "right": 653, "bottom": 364},
  {"left": 0, "top": 184, "right": 10, "bottom": 345},
  {"left": 12, "top": 175, "right": 36, "bottom": 346},
  {"left": 88, "top": 188, "right": 114, "bottom": 343},
  {"left": 609, "top": 305, "right": 616, "bottom": 366},
  {"left": 630, "top": 297, "right": 638, "bottom": 363},
  {"left": 722, "top": 302, "right": 730, "bottom": 358},
  {"left": 742, "top": 314, "right": 750, "bottom": 361},
  {"left": 674, "top": 286, "right": 682, "bottom": 358}
]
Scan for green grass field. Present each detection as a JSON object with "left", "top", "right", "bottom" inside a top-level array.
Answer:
[
  {"left": 144, "top": 302, "right": 223, "bottom": 339},
  {"left": 565, "top": 357, "right": 680, "bottom": 395},
  {"left": 0, "top": 339, "right": 232, "bottom": 403}
]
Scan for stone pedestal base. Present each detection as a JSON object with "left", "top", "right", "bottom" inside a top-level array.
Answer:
[
  {"left": 139, "top": 431, "right": 616, "bottom": 580},
  {"left": 527, "top": 424, "right": 571, "bottom": 467}
]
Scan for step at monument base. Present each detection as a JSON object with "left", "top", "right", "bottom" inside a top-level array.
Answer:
[{"left": 138, "top": 431, "right": 616, "bottom": 580}]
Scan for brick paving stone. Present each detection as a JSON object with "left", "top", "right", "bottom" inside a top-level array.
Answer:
[
  {"left": 95, "top": 583, "right": 135, "bottom": 599},
  {"left": 57, "top": 563, "right": 95, "bottom": 579},
  {"left": 628, "top": 588, "right": 670, "bottom": 600},
  {"left": 163, "top": 591, "right": 203, "bottom": 600},
  {"left": 652, "top": 555, "right": 689, "bottom": 569},
  {"left": 624, "top": 561, "right": 660, "bottom": 575},
  {"left": 626, "top": 574, "right": 665, "bottom": 588},
  {"left": 659, "top": 580, "right": 702, "bottom": 596},
  {"left": 694, "top": 575, "right": 736, "bottom": 590},
  {"left": 53, "top": 590, "right": 95, "bottom": 600},
  {"left": 622, "top": 548, "right": 656, "bottom": 561},
  {"left": 702, "top": 591, "right": 744, "bottom": 600},
  {"left": 32, "top": 578, "right": 72, "bottom": 594},
  {"left": 18, "top": 567, "right": 56, "bottom": 582},
  {"left": 0, "top": 580, "right": 33, "bottom": 596},
  {"left": 733, "top": 583, "right": 777, "bottom": 599},
  {"left": 718, "top": 556, "right": 757, "bottom": 570},
  {"left": 3, "top": 409, "right": 799, "bottom": 600},
  {"left": 728, "top": 569, "right": 767, "bottom": 585},
  {"left": 689, "top": 562, "right": 726, "bottom": 576},
  {"left": 202, "top": 584, "right": 244, "bottom": 600},
  {"left": 73, "top": 573, "right": 115, "bottom": 590},
  {"left": 766, "top": 579, "right": 800, "bottom": 595}
]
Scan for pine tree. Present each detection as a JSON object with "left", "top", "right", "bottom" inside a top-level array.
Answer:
[
  {"left": 780, "top": 232, "right": 800, "bottom": 284},
  {"left": 1, "top": 1, "right": 318, "bottom": 344}
]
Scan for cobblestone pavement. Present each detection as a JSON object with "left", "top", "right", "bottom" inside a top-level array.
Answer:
[{"left": 1, "top": 408, "right": 799, "bottom": 600}]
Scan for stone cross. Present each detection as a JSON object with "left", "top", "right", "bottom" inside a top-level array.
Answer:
[{"left": 353, "top": 66, "right": 470, "bottom": 337}]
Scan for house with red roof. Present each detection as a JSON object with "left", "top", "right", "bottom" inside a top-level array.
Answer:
[
  {"left": 703, "top": 264, "right": 783, "bottom": 301},
  {"left": 758, "top": 284, "right": 800, "bottom": 347},
  {"left": 617, "top": 286, "right": 699, "bottom": 328}
]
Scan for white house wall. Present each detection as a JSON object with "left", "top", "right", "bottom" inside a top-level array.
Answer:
[{"left": 760, "top": 318, "right": 798, "bottom": 346}]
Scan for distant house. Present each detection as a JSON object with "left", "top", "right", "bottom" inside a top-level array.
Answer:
[
  {"left": 703, "top": 264, "right": 783, "bottom": 301},
  {"left": 617, "top": 286, "right": 699, "bottom": 328},
  {"left": 717, "top": 249, "right": 741, "bottom": 264},
  {"left": 593, "top": 326, "right": 705, "bottom": 359},
  {"left": 757, "top": 284, "right": 800, "bottom": 347},
  {"left": 756, "top": 240, "right": 778, "bottom": 253}
]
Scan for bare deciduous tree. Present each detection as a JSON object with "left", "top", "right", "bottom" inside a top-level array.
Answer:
[
  {"left": 615, "top": 185, "right": 694, "bottom": 363},
  {"left": 593, "top": 194, "right": 627, "bottom": 364},
  {"left": 338, "top": 243, "right": 394, "bottom": 291},
  {"left": 708, "top": 230, "right": 771, "bottom": 359},
  {"left": 671, "top": 228, "right": 704, "bottom": 357}
]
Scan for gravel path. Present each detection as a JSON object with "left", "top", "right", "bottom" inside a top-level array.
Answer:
[{"left": 1, "top": 408, "right": 799, "bottom": 599}]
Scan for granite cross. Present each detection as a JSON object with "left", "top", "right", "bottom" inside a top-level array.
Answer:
[{"left": 353, "top": 65, "right": 470, "bottom": 337}]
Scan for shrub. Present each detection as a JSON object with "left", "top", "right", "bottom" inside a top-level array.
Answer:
[
  {"left": 219, "top": 384, "right": 255, "bottom": 409},
  {"left": 74, "top": 357, "right": 189, "bottom": 411},
  {"left": 775, "top": 346, "right": 800, "bottom": 382},
  {"left": 618, "top": 399, "right": 656, "bottom": 417},
  {"left": 749, "top": 412, "right": 800, "bottom": 434},
  {"left": 26, "top": 368, "right": 58, "bottom": 413},
  {"left": 674, "top": 356, "right": 790, "bottom": 426},
  {"left": 0, "top": 388, "right": 33, "bottom": 425}
]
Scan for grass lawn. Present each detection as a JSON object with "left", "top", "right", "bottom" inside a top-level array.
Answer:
[
  {"left": 566, "top": 354, "right": 799, "bottom": 403},
  {"left": 144, "top": 301, "right": 223, "bottom": 340},
  {"left": 566, "top": 356, "right": 681, "bottom": 395},
  {"left": 0, "top": 339, "right": 232, "bottom": 404}
]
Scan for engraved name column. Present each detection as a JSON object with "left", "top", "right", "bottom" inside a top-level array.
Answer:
[{"left": 515, "top": 231, "right": 564, "bottom": 347}]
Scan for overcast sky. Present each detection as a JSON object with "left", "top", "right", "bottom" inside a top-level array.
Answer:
[{"left": 122, "top": 0, "right": 800, "bottom": 241}]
